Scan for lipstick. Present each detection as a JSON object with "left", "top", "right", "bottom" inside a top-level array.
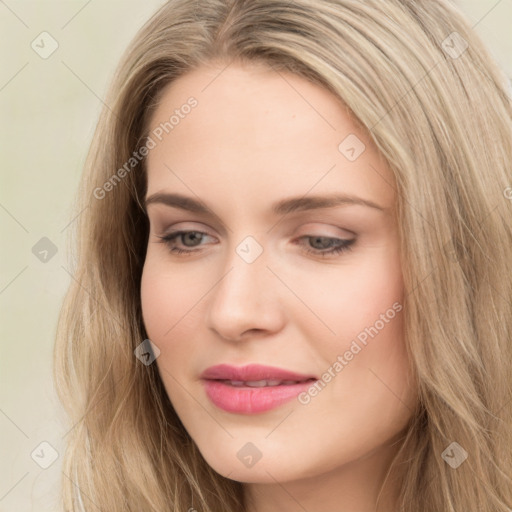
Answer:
[{"left": 200, "top": 364, "right": 318, "bottom": 414}]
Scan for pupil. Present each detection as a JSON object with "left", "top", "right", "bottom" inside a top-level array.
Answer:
[
  {"left": 311, "top": 236, "right": 333, "bottom": 249},
  {"left": 184, "top": 232, "right": 202, "bottom": 247}
]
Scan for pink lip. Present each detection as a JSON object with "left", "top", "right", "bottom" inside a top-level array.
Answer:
[{"left": 200, "top": 364, "right": 318, "bottom": 414}]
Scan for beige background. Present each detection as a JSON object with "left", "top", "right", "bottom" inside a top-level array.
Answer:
[{"left": 0, "top": 1, "right": 511, "bottom": 510}]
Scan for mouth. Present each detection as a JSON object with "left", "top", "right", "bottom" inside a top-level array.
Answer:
[
  {"left": 210, "top": 378, "right": 317, "bottom": 387},
  {"left": 200, "top": 364, "right": 318, "bottom": 414}
]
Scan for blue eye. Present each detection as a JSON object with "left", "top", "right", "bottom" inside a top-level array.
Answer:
[{"left": 156, "top": 231, "right": 356, "bottom": 257}]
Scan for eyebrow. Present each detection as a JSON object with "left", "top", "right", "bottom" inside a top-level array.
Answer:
[{"left": 144, "top": 192, "right": 386, "bottom": 215}]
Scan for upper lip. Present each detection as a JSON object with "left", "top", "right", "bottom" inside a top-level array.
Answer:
[{"left": 200, "top": 364, "right": 317, "bottom": 382}]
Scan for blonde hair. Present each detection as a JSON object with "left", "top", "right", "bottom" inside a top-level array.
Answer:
[{"left": 54, "top": 0, "right": 512, "bottom": 510}]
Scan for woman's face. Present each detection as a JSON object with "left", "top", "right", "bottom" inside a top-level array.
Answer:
[{"left": 141, "top": 61, "right": 416, "bottom": 487}]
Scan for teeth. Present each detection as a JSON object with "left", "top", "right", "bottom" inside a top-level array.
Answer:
[
  {"left": 223, "top": 379, "right": 302, "bottom": 387},
  {"left": 245, "top": 380, "right": 270, "bottom": 387},
  {"left": 229, "top": 380, "right": 246, "bottom": 387}
]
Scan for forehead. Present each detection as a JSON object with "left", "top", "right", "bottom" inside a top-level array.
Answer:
[{"left": 145, "top": 61, "right": 395, "bottom": 212}]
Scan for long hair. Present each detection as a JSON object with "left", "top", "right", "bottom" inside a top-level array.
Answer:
[{"left": 53, "top": 1, "right": 512, "bottom": 510}]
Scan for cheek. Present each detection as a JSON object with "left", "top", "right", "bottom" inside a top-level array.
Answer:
[
  {"left": 292, "top": 247, "right": 403, "bottom": 349},
  {"left": 328, "top": 259, "right": 412, "bottom": 418},
  {"left": 140, "top": 255, "right": 204, "bottom": 343},
  {"left": 296, "top": 246, "right": 410, "bottom": 406}
]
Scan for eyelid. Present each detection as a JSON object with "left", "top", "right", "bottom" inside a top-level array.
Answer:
[
  {"left": 148, "top": 212, "right": 230, "bottom": 238},
  {"left": 156, "top": 222, "right": 357, "bottom": 240},
  {"left": 293, "top": 222, "right": 356, "bottom": 238},
  {"left": 156, "top": 221, "right": 355, "bottom": 240},
  {"left": 158, "top": 222, "right": 216, "bottom": 237}
]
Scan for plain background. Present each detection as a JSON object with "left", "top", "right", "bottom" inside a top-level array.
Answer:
[{"left": 0, "top": 1, "right": 511, "bottom": 510}]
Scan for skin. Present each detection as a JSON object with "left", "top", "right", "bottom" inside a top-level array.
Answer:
[{"left": 140, "top": 60, "right": 418, "bottom": 512}]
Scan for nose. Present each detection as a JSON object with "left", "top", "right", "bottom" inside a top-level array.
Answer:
[{"left": 205, "top": 242, "right": 286, "bottom": 342}]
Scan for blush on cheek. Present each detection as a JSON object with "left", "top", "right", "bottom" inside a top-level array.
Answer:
[{"left": 141, "top": 270, "right": 204, "bottom": 352}]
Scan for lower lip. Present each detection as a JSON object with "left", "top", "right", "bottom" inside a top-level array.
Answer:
[{"left": 202, "top": 379, "right": 317, "bottom": 414}]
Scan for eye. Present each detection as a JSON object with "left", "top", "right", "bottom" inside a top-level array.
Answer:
[
  {"left": 156, "top": 230, "right": 216, "bottom": 255},
  {"left": 156, "top": 231, "right": 356, "bottom": 258},
  {"left": 295, "top": 235, "right": 356, "bottom": 257}
]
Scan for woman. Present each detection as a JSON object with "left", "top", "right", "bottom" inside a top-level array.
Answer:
[{"left": 54, "top": 0, "right": 512, "bottom": 511}]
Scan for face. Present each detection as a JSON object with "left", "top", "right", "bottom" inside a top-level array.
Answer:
[{"left": 140, "top": 60, "right": 417, "bottom": 486}]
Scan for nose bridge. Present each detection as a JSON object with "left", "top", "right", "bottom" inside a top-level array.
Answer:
[
  {"left": 206, "top": 235, "right": 283, "bottom": 340},
  {"left": 214, "top": 236, "right": 268, "bottom": 313}
]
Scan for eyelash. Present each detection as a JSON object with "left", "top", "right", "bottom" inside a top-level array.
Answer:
[{"left": 156, "top": 230, "right": 356, "bottom": 258}]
